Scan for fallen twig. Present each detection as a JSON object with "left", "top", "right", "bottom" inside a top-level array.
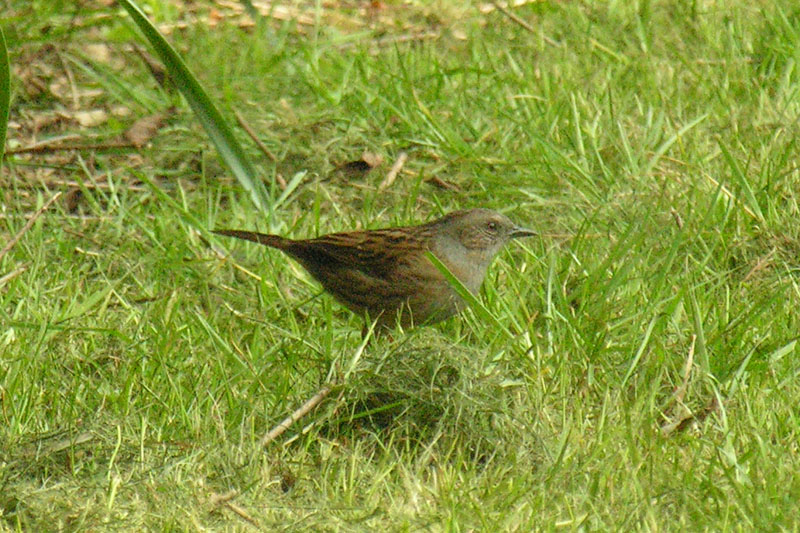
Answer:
[
  {"left": 490, "top": 0, "right": 536, "bottom": 34},
  {"left": 209, "top": 490, "right": 259, "bottom": 527},
  {"left": 7, "top": 140, "right": 136, "bottom": 155},
  {"left": 235, "top": 110, "right": 278, "bottom": 162},
  {"left": 0, "top": 264, "right": 28, "bottom": 289},
  {"left": 479, "top": 0, "right": 545, "bottom": 14},
  {"left": 742, "top": 247, "right": 776, "bottom": 283},
  {"left": 0, "top": 179, "right": 146, "bottom": 192},
  {"left": 336, "top": 31, "right": 440, "bottom": 51},
  {"left": 378, "top": 152, "right": 408, "bottom": 191},
  {"left": 485, "top": 1, "right": 560, "bottom": 46},
  {"left": 425, "top": 175, "right": 460, "bottom": 191},
  {"left": 261, "top": 385, "right": 332, "bottom": 447},
  {"left": 0, "top": 191, "right": 62, "bottom": 262}
]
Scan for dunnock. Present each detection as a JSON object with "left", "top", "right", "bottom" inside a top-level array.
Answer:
[{"left": 214, "top": 208, "right": 535, "bottom": 328}]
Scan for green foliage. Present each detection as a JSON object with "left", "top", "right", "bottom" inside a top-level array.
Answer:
[{"left": 1, "top": 0, "right": 800, "bottom": 530}]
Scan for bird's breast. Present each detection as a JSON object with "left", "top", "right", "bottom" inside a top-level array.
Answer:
[{"left": 428, "top": 240, "right": 488, "bottom": 295}]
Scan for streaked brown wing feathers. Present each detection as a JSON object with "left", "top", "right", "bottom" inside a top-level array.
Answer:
[{"left": 286, "top": 228, "right": 435, "bottom": 281}]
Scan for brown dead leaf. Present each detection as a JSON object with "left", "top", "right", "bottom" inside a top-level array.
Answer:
[
  {"left": 661, "top": 396, "right": 719, "bottom": 437},
  {"left": 124, "top": 111, "right": 169, "bottom": 147},
  {"left": 361, "top": 150, "right": 383, "bottom": 168},
  {"left": 208, "top": 8, "right": 224, "bottom": 26},
  {"left": 48, "top": 76, "right": 71, "bottom": 101},
  {"left": 67, "top": 109, "right": 109, "bottom": 128},
  {"left": 111, "top": 106, "right": 132, "bottom": 117},
  {"left": 31, "top": 112, "right": 67, "bottom": 132},
  {"left": 84, "top": 43, "right": 111, "bottom": 63}
]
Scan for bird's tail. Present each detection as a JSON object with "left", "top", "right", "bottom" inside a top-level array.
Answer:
[{"left": 213, "top": 229, "right": 291, "bottom": 249}]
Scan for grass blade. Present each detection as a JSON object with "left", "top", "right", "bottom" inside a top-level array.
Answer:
[
  {"left": 718, "top": 139, "right": 764, "bottom": 222},
  {"left": 0, "top": 24, "right": 10, "bottom": 168},
  {"left": 425, "top": 251, "right": 513, "bottom": 340},
  {"left": 642, "top": 113, "right": 708, "bottom": 177}
]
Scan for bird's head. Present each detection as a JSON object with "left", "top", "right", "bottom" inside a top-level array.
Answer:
[{"left": 437, "top": 208, "right": 536, "bottom": 258}]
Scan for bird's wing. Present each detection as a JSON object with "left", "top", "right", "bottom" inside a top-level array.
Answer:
[
  {"left": 286, "top": 230, "right": 451, "bottom": 319},
  {"left": 285, "top": 229, "right": 437, "bottom": 281}
]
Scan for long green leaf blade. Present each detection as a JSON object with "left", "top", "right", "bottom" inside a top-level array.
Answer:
[
  {"left": 0, "top": 25, "right": 10, "bottom": 168},
  {"left": 116, "top": 0, "right": 271, "bottom": 214}
]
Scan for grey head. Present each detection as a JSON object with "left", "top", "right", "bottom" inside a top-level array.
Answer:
[{"left": 428, "top": 208, "right": 536, "bottom": 293}]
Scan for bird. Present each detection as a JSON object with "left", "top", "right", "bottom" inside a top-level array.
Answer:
[{"left": 214, "top": 208, "right": 535, "bottom": 329}]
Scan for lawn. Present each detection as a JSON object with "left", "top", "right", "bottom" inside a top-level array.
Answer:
[{"left": 2, "top": 0, "right": 800, "bottom": 530}]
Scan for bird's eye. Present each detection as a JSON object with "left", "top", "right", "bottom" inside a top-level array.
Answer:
[{"left": 486, "top": 221, "right": 499, "bottom": 232}]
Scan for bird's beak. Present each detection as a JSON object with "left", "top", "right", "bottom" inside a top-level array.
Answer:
[{"left": 510, "top": 225, "right": 537, "bottom": 238}]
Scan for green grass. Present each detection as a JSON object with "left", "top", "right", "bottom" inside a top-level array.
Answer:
[{"left": 2, "top": 0, "right": 800, "bottom": 530}]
